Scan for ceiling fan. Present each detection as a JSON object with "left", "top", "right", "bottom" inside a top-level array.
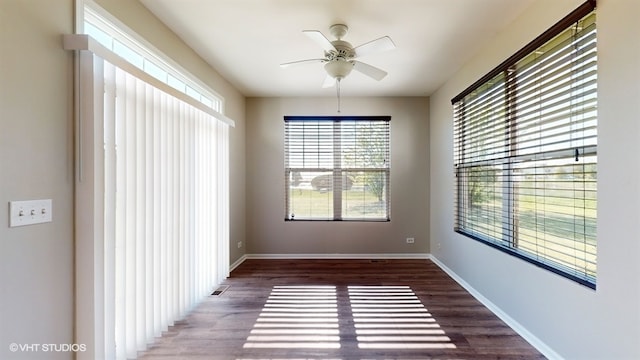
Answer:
[{"left": 280, "top": 24, "right": 396, "bottom": 89}]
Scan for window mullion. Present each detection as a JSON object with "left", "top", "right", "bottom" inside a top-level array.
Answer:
[
  {"left": 504, "top": 67, "right": 518, "bottom": 248},
  {"left": 333, "top": 121, "right": 342, "bottom": 220}
]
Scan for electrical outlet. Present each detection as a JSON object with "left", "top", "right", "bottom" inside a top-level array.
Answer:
[
  {"left": 237, "top": 241, "right": 243, "bottom": 248},
  {"left": 406, "top": 237, "right": 415, "bottom": 244}
]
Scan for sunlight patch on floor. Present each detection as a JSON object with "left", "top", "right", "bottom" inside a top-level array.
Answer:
[
  {"left": 349, "top": 285, "right": 457, "bottom": 350},
  {"left": 243, "top": 286, "right": 340, "bottom": 349},
  {"left": 242, "top": 284, "right": 456, "bottom": 351}
]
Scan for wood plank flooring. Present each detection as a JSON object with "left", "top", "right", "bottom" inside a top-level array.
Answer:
[{"left": 138, "top": 259, "right": 545, "bottom": 359}]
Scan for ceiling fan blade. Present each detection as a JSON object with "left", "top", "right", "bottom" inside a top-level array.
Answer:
[
  {"left": 280, "top": 59, "right": 325, "bottom": 68},
  {"left": 303, "top": 30, "right": 337, "bottom": 52},
  {"left": 322, "top": 75, "right": 336, "bottom": 88},
  {"left": 352, "top": 61, "right": 388, "bottom": 81},
  {"left": 353, "top": 36, "right": 396, "bottom": 58}
]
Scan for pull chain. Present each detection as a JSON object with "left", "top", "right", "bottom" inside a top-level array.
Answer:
[{"left": 336, "top": 78, "right": 341, "bottom": 113}]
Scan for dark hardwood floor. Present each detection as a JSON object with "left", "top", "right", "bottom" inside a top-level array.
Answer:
[{"left": 139, "top": 259, "right": 545, "bottom": 359}]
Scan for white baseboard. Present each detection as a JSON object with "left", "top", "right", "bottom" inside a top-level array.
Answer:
[
  {"left": 244, "top": 253, "right": 431, "bottom": 260},
  {"left": 227, "top": 253, "right": 429, "bottom": 277},
  {"left": 429, "top": 255, "right": 563, "bottom": 360},
  {"left": 229, "top": 254, "right": 247, "bottom": 272}
]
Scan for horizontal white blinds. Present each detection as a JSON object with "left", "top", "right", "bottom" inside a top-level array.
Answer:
[
  {"left": 78, "top": 48, "right": 230, "bottom": 359},
  {"left": 453, "top": 5, "right": 597, "bottom": 287},
  {"left": 285, "top": 119, "right": 390, "bottom": 169},
  {"left": 284, "top": 116, "right": 390, "bottom": 221}
]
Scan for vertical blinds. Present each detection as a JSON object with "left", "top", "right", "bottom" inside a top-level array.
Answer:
[
  {"left": 73, "top": 43, "right": 230, "bottom": 359},
  {"left": 104, "top": 57, "right": 230, "bottom": 359},
  {"left": 453, "top": 2, "right": 597, "bottom": 287},
  {"left": 284, "top": 116, "right": 390, "bottom": 221}
]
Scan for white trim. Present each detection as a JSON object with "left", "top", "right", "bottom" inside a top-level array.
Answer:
[
  {"left": 429, "top": 256, "right": 563, "bottom": 360},
  {"left": 229, "top": 255, "right": 247, "bottom": 273},
  {"left": 244, "top": 253, "right": 431, "bottom": 260},
  {"left": 74, "top": 51, "right": 107, "bottom": 360},
  {"left": 74, "top": 0, "right": 84, "bottom": 33},
  {"left": 228, "top": 253, "right": 430, "bottom": 274}
]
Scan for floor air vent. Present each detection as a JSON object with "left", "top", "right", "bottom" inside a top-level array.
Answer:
[
  {"left": 211, "top": 285, "right": 229, "bottom": 296},
  {"left": 369, "top": 259, "right": 388, "bottom": 263}
]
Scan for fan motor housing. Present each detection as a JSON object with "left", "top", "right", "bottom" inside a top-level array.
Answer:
[{"left": 326, "top": 40, "right": 354, "bottom": 61}]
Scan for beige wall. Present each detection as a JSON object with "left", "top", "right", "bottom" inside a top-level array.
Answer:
[
  {"left": 245, "top": 96, "right": 429, "bottom": 256},
  {"left": 0, "top": 1, "right": 74, "bottom": 359},
  {"left": 0, "top": 0, "right": 246, "bottom": 359},
  {"left": 430, "top": 0, "right": 640, "bottom": 358}
]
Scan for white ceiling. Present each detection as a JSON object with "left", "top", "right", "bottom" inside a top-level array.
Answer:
[{"left": 139, "top": 0, "right": 535, "bottom": 98}]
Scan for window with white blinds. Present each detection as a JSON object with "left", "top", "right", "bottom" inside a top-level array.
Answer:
[
  {"left": 452, "top": 1, "right": 597, "bottom": 288},
  {"left": 284, "top": 116, "right": 390, "bottom": 221}
]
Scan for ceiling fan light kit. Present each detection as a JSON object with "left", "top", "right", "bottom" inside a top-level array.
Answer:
[
  {"left": 324, "top": 59, "right": 353, "bottom": 80},
  {"left": 281, "top": 23, "right": 396, "bottom": 112}
]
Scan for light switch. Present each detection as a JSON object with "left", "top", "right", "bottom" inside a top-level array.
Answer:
[{"left": 9, "top": 199, "right": 52, "bottom": 227}]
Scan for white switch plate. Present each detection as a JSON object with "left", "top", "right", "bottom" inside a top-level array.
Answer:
[{"left": 9, "top": 199, "right": 52, "bottom": 227}]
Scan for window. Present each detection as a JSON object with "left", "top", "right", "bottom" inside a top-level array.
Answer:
[
  {"left": 452, "top": 1, "right": 597, "bottom": 288},
  {"left": 284, "top": 116, "right": 390, "bottom": 221},
  {"left": 83, "top": 2, "right": 222, "bottom": 112}
]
